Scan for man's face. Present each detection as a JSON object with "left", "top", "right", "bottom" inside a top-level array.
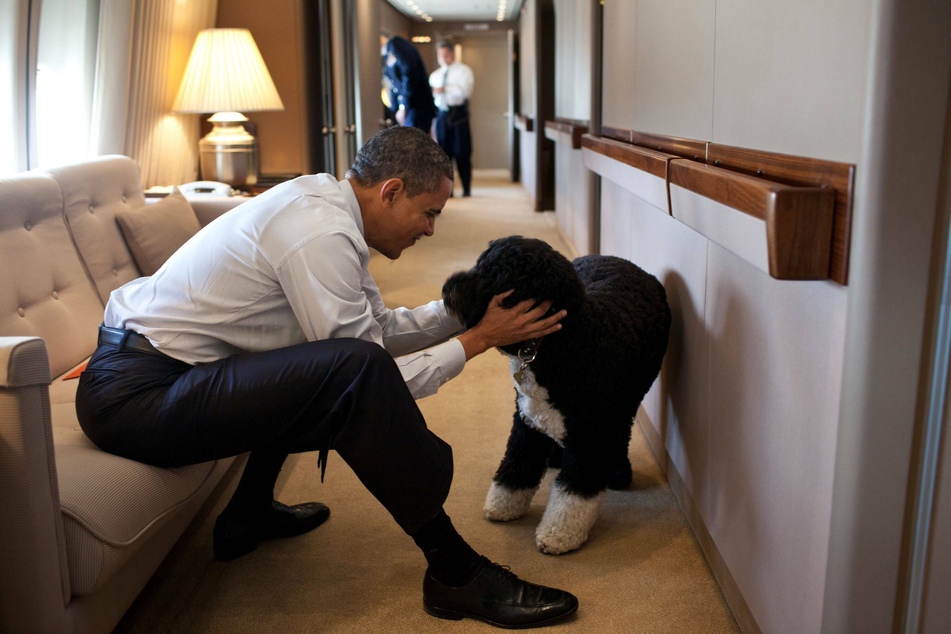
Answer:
[
  {"left": 437, "top": 46, "right": 455, "bottom": 67},
  {"left": 375, "top": 176, "right": 453, "bottom": 259}
]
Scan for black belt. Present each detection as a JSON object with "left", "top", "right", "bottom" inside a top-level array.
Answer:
[{"left": 98, "top": 325, "right": 168, "bottom": 359}]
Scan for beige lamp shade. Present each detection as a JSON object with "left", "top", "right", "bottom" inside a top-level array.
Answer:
[
  {"left": 173, "top": 28, "right": 283, "bottom": 187},
  {"left": 173, "top": 28, "right": 284, "bottom": 114}
]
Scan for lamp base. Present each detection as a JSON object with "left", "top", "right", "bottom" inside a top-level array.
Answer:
[{"left": 198, "top": 116, "right": 259, "bottom": 187}]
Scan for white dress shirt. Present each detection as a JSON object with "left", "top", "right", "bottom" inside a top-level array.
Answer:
[
  {"left": 429, "top": 60, "right": 474, "bottom": 111},
  {"left": 104, "top": 175, "right": 466, "bottom": 400}
]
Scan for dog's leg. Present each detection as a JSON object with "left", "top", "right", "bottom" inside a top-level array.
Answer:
[
  {"left": 535, "top": 483, "right": 604, "bottom": 555},
  {"left": 535, "top": 444, "right": 610, "bottom": 554},
  {"left": 485, "top": 409, "right": 554, "bottom": 522},
  {"left": 608, "top": 422, "right": 634, "bottom": 490}
]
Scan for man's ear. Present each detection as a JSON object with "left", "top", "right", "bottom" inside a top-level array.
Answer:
[{"left": 380, "top": 178, "right": 405, "bottom": 207}]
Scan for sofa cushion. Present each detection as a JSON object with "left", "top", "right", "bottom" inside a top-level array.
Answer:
[
  {"left": 51, "top": 419, "right": 220, "bottom": 596},
  {"left": 116, "top": 188, "right": 201, "bottom": 275},
  {"left": 41, "top": 363, "right": 223, "bottom": 597},
  {"left": 0, "top": 171, "right": 104, "bottom": 377},
  {"left": 50, "top": 156, "right": 148, "bottom": 304},
  {"left": 41, "top": 354, "right": 225, "bottom": 596}
]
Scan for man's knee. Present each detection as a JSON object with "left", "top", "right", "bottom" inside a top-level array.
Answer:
[
  {"left": 325, "top": 338, "right": 390, "bottom": 361},
  {"left": 316, "top": 339, "right": 401, "bottom": 383}
]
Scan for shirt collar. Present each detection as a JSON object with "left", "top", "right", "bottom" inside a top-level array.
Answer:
[{"left": 338, "top": 178, "right": 365, "bottom": 236}]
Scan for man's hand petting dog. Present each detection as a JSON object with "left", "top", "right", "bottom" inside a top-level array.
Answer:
[{"left": 457, "top": 291, "right": 566, "bottom": 360}]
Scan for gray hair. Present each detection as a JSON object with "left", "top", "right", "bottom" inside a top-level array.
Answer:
[{"left": 346, "top": 126, "right": 453, "bottom": 197}]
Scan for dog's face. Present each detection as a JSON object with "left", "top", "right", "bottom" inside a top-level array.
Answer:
[{"left": 442, "top": 236, "right": 584, "bottom": 346}]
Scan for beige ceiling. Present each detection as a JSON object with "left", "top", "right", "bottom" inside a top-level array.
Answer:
[{"left": 385, "top": 0, "right": 523, "bottom": 23}]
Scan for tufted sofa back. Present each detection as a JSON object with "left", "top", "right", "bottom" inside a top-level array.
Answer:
[
  {"left": 48, "top": 156, "right": 147, "bottom": 304},
  {"left": 0, "top": 155, "right": 146, "bottom": 377}
]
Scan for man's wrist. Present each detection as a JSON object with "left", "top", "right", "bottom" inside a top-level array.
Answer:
[{"left": 457, "top": 329, "right": 488, "bottom": 361}]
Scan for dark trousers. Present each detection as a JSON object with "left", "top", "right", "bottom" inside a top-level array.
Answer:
[
  {"left": 75, "top": 337, "right": 453, "bottom": 534},
  {"left": 405, "top": 108, "right": 435, "bottom": 135},
  {"left": 435, "top": 105, "right": 472, "bottom": 194}
]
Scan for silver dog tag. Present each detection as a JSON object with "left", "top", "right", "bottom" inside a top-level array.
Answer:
[{"left": 514, "top": 361, "right": 527, "bottom": 385}]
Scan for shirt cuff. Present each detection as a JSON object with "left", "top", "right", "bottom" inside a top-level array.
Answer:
[
  {"left": 395, "top": 338, "right": 467, "bottom": 400},
  {"left": 434, "top": 337, "right": 466, "bottom": 382}
]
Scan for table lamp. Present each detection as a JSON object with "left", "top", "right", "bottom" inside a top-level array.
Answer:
[{"left": 173, "top": 28, "right": 284, "bottom": 187}]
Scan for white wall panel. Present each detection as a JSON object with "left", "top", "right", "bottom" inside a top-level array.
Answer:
[
  {"left": 554, "top": 146, "right": 568, "bottom": 241},
  {"left": 518, "top": 129, "right": 537, "bottom": 205},
  {"left": 597, "top": 1, "right": 873, "bottom": 631},
  {"left": 549, "top": 0, "right": 591, "bottom": 256},
  {"left": 599, "top": 179, "right": 634, "bottom": 261},
  {"left": 626, "top": 194, "right": 711, "bottom": 496},
  {"left": 703, "top": 246, "right": 847, "bottom": 634},
  {"left": 517, "top": 0, "right": 538, "bottom": 205},
  {"left": 630, "top": 0, "right": 716, "bottom": 139},
  {"left": 567, "top": 149, "right": 590, "bottom": 255},
  {"left": 553, "top": 0, "right": 591, "bottom": 119},
  {"left": 582, "top": 146, "right": 668, "bottom": 211},
  {"left": 712, "top": 0, "right": 871, "bottom": 161},
  {"left": 669, "top": 184, "right": 770, "bottom": 275},
  {"left": 553, "top": 144, "right": 590, "bottom": 256},
  {"left": 601, "top": 0, "right": 637, "bottom": 126}
]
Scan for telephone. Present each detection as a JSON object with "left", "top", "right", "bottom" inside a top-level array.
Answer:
[{"left": 179, "top": 181, "right": 237, "bottom": 197}]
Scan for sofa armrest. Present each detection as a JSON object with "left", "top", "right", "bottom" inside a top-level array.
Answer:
[
  {"left": 186, "top": 195, "right": 247, "bottom": 227},
  {"left": 0, "top": 337, "right": 71, "bottom": 632}
]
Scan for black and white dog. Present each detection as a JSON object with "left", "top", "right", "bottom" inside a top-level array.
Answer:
[{"left": 442, "top": 236, "right": 671, "bottom": 554}]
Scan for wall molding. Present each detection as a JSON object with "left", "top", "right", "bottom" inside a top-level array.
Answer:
[
  {"left": 582, "top": 128, "right": 855, "bottom": 283},
  {"left": 544, "top": 117, "right": 588, "bottom": 149}
]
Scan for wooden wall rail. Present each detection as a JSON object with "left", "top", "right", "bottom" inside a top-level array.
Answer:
[
  {"left": 582, "top": 128, "right": 855, "bottom": 284},
  {"left": 544, "top": 118, "right": 589, "bottom": 149},
  {"left": 601, "top": 126, "right": 707, "bottom": 162},
  {"left": 514, "top": 114, "right": 534, "bottom": 133},
  {"left": 582, "top": 134, "right": 675, "bottom": 179},
  {"left": 704, "top": 143, "right": 854, "bottom": 284}
]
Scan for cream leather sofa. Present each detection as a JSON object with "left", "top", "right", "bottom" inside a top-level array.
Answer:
[{"left": 0, "top": 155, "right": 246, "bottom": 633}]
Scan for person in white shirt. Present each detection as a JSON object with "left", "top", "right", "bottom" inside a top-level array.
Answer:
[
  {"left": 429, "top": 40, "right": 474, "bottom": 197},
  {"left": 75, "top": 126, "right": 578, "bottom": 629}
]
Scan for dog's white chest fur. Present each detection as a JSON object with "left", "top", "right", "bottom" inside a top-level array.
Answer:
[{"left": 507, "top": 356, "right": 567, "bottom": 445}]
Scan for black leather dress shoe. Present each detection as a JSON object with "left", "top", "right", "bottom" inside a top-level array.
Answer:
[
  {"left": 423, "top": 556, "right": 578, "bottom": 629},
  {"left": 213, "top": 500, "right": 330, "bottom": 561}
]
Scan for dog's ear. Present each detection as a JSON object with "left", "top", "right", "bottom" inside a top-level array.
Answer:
[{"left": 442, "top": 271, "right": 489, "bottom": 328}]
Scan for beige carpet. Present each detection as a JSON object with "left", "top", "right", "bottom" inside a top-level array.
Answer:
[{"left": 114, "top": 170, "right": 739, "bottom": 634}]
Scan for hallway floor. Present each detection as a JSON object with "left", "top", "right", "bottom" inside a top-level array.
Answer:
[{"left": 115, "top": 170, "right": 740, "bottom": 634}]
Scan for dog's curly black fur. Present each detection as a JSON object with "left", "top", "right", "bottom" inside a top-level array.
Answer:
[{"left": 442, "top": 236, "right": 671, "bottom": 554}]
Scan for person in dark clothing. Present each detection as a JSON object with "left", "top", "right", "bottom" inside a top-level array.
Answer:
[{"left": 384, "top": 36, "right": 437, "bottom": 132}]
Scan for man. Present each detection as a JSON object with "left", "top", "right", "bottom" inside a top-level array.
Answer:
[
  {"left": 429, "top": 40, "right": 474, "bottom": 197},
  {"left": 75, "top": 126, "right": 577, "bottom": 629}
]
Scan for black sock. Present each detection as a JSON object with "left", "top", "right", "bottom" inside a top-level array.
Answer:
[
  {"left": 220, "top": 450, "right": 288, "bottom": 520},
  {"left": 411, "top": 509, "right": 481, "bottom": 586}
]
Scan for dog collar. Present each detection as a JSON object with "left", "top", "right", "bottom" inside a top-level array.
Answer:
[
  {"left": 514, "top": 337, "right": 544, "bottom": 385},
  {"left": 518, "top": 337, "right": 544, "bottom": 363}
]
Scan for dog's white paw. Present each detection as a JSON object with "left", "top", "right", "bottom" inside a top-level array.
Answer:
[
  {"left": 535, "top": 484, "right": 604, "bottom": 554},
  {"left": 484, "top": 481, "right": 536, "bottom": 521}
]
